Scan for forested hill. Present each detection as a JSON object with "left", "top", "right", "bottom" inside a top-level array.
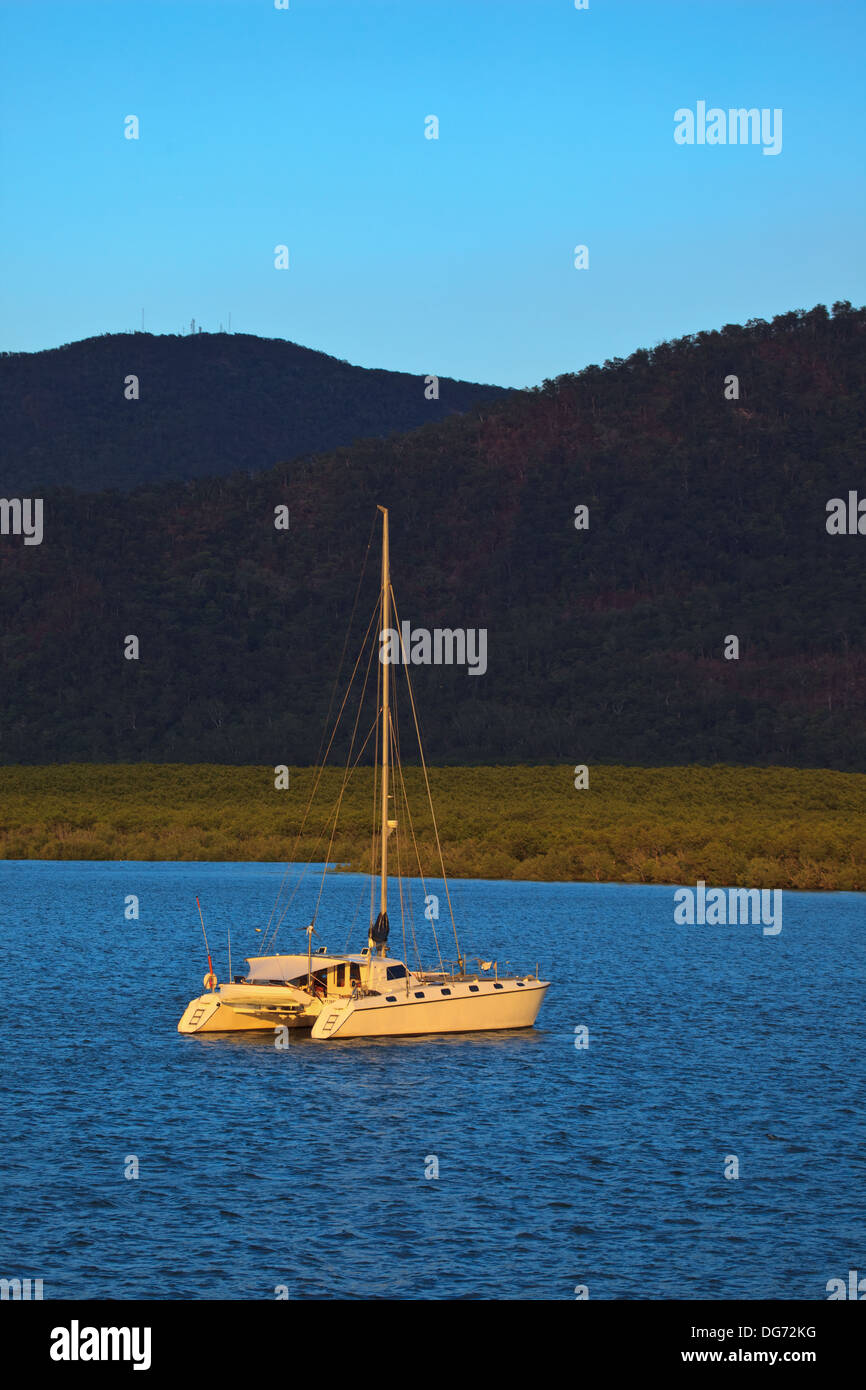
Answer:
[
  {"left": 0, "top": 331, "right": 512, "bottom": 492},
  {"left": 0, "top": 302, "right": 863, "bottom": 769}
]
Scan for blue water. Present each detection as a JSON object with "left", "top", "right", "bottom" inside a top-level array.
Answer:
[{"left": 0, "top": 861, "right": 862, "bottom": 1301}]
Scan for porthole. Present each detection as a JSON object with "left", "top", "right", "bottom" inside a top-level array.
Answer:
[
  {"left": 415, "top": 992, "right": 425, "bottom": 999},
  {"left": 494, "top": 983, "right": 503, "bottom": 990},
  {"left": 441, "top": 988, "right": 451, "bottom": 996},
  {"left": 385, "top": 995, "right": 397, "bottom": 1002},
  {"left": 469, "top": 985, "right": 479, "bottom": 993}
]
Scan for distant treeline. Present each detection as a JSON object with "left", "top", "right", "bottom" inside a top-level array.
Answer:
[
  {"left": 0, "top": 302, "right": 863, "bottom": 768},
  {"left": 0, "top": 764, "right": 862, "bottom": 891}
]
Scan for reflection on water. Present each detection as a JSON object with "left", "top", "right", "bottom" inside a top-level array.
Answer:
[{"left": 194, "top": 1024, "right": 545, "bottom": 1053}]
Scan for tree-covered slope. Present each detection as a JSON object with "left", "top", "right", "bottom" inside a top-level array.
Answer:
[
  {"left": 0, "top": 303, "right": 863, "bottom": 769},
  {"left": 0, "top": 331, "right": 511, "bottom": 492}
]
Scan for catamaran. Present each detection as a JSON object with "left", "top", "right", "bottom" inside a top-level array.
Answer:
[{"left": 178, "top": 506, "right": 549, "bottom": 1040}]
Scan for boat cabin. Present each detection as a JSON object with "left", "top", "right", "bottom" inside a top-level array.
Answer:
[{"left": 243, "top": 950, "right": 413, "bottom": 999}]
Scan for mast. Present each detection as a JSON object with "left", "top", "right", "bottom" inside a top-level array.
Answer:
[
  {"left": 379, "top": 506, "right": 390, "bottom": 918},
  {"left": 370, "top": 505, "right": 391, "bottom": 957}
]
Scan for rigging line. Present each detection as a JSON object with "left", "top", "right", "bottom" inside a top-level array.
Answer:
[
  {"left": 390, "top": 673, "right": 417, "bottom": 964},
  {"left": 344, "top": 872, "right": 371, "bottom": 954},
  {"left": 260, "top": 595, "right": 380, "bottom": 952},
  {"left": 267, "top": 763, "right": 373, "bottom": 958},
  {"left": 392, "top": 689, "right": 441, "bottom": 974},
  {"left": 405, "top": 849, "right": 421, "bottom": 973},
  {"left": 261, "top": 593, "right": 379, "bottom": 947},
  {"left": 312, "top": 508, "right": 379, "bottom": 775},
  {"left": 401, "top": 777, "right": 423, "bottom": 973},
  {"left": 369, "top": 623, "right": 381, "bottom": 933},
  {"left": 392, "top": 720, "right": 409, "bottom": 972},
  {"left": 390, "top": 665, "right": 439, "bottom": 973},
  {"left": 390, "top": 712, "right": 411, "bottom": 970},
  {"left": 390, "top": 717, "right": 410, "bottom": 972},
  {"left": 391, "top": 711, "right": 426, "bottom": 976},
  {"left": 397, "top": 761, "right": 439, "bottom": 978},
  {"left": 390, "top": 584, "right": 462, "bottom": 968},
  {"left": 310, "top": 626, "right": 379, "bottom": 928},
  {"left": 270, "top": 710, "right": 380, "bottom": 939},
  {"left": 269, "top": 712, "right": 380, "bottom": 948}
]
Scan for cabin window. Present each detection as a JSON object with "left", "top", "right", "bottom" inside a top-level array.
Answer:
[
  {"left": 441, "top": 988, "right": 451, "bottom": 996},
  {"left": 386, "top": 995, "right": 397, "bottom": 1002},
  {"left": 386, "top": 964, "right": 407, "bottom": 980},
  {"left": 469, "top": 985, "right": 479, "bottom": 992},
  {"left": 494, "top": 983, "right": 503, "bottom": 990},
  {"left": 516, "top": 980, "right": 525, "bottom": 986},
  {"left": 334, "top": 964, "right": 346, "bottom": 988},
  {"left": 415, "top": 992, "right": 425, "bottom": 999},
  {"left": 350, "top": 963, "right": 362, "bottom": 983}
]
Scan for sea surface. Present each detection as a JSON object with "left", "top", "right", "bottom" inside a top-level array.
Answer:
[{"left": 0, "top": 861, "right": 862, "bottom": 1301}]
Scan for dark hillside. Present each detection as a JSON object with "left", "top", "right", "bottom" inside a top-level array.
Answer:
[
  {"left": 0, "top": 303, "right": 863, "bottom": 769},
  {"left": 0, "top": 331, "right": 512, "bottom": 492}
]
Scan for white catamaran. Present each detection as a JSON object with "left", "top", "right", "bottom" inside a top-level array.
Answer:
[{"left": 178, "top": 506, "right": 549, "bottom": 1041}]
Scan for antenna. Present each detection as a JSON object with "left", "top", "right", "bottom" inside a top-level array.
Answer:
[{"left": 196, "top": 896, "right": 215, "bottom": 988}]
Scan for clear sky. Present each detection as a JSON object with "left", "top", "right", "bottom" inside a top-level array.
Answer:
[{"left": 1, "top": 0, "right": 863, "bottom": 386}]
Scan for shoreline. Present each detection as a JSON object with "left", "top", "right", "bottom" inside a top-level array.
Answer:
[
  {"left": 0, "top": 857, "right": 860, "bottom": 896},
  {"left": 0, "top": 763, "right": 862, "bottom": 892}
]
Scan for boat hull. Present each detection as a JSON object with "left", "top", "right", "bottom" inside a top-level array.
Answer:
[
  {"left": 311, "top": 979, "right": 549, "bottom": 1040},
  {"left": 178, "top": 986, "right": 317, "bottom": 1034}
]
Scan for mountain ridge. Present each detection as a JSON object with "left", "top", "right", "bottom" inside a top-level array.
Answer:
[
  {"left": 0, "top": 301, "right": 863, "bottom": 770},
  {"left": 0, "top": 330, "right": 513, "bottom": 492}
]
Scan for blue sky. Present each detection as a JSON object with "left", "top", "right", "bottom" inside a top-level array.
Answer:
[{"left": 1, "top": 0, "right": 863, "bottom": 386}]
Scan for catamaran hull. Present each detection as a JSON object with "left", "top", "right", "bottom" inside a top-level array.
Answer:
[
  {"left": 178, "top": 992, "right": 316, "bottom": 1035},
  {"left": 311, "top": 981, "right": 549, "bottom": 1040}
]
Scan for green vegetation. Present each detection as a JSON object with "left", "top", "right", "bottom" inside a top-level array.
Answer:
[{"left": 1, "top": 763, "right": 862, "bottom": 891}]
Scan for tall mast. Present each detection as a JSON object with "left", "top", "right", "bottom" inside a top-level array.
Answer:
[
  {"left": 370, "top": 505, "right": 391, "bottom": 957},
  {"left": 379, "top": 505, "right": 390, "bottom": 918}
]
